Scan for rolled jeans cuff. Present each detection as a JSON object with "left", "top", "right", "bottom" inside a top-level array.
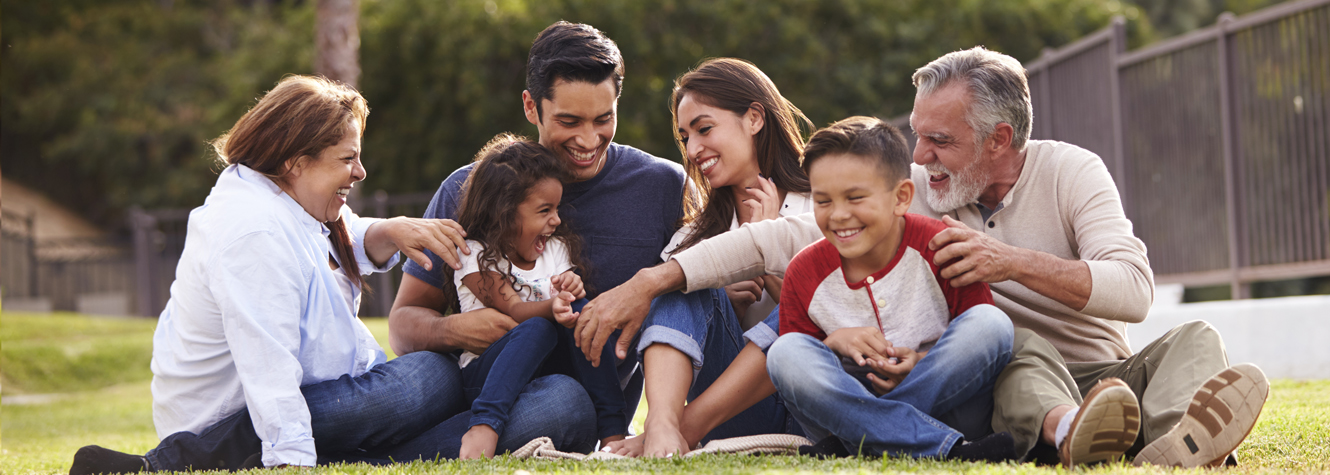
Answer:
[
  {"left": 743, "top": 323, "right": 778, "bottom": 351},
  {"left": 637, "top": 325, "right": 705, "bottom": 370}
]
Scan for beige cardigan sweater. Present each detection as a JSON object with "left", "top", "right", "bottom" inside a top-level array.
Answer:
[{"left": 672, "top": 140, "right": 1153, "bottom": 363}]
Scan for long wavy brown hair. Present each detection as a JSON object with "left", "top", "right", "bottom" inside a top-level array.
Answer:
[
  {"left": 670, "top": 58, "right": 813, "bottom": 254},
  {"left": 441, "top": 133, "right": 588, "bottom": 313},
  {"left": 210, "top": 75, "right": 371, "bottom": 291}
]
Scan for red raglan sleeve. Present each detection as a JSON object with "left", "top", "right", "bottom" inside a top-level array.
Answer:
[
  {"left": 779, "top": 242, "right": 829, "bottom": 339},
  {"left": 910, "top": 214, "right": 995, "bottom": 319}
]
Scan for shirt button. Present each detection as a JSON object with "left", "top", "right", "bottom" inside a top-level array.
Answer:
[
  {"left": 877, "top": 299, "right": 887, "bottom": 308},
  {"left": 866, "top": 276, "right": 875, "bottom": 284},
  {"left": 988, "top": 221, "right": 996, "bottom": 228}
]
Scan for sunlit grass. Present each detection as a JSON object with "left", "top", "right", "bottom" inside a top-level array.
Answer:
[{"left": 3, "top": 312, "right": 1327, "bottom": 474}]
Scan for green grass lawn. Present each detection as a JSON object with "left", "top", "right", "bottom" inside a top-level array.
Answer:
[{"left": 3, "top": 311, "right": 1327, "bottom": 474}]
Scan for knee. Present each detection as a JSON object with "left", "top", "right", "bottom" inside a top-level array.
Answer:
[
  {"left": 959, "top": 304, "right": 1014, "bottom": 349},
  {"left": 766, "top": 333, "right": 819, "bottom": 383},
  {"left": 1174, "top": 320, "right": 1222, "bottom": 346},
  {"left": 528, "top": 374, "right": 595, "bottom": 426}
]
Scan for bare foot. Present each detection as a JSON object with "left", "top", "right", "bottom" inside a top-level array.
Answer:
[
  {"left": 460, "top": 424, "right": 499, "bottom": 460},
  {"left": 642, "top": 415, "right": 690, "bottom": 457},
  {"left": 604, "top": 434, "right": 645, "bottom": 457}
]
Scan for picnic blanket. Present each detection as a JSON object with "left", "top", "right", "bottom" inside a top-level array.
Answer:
[{"left": 512, "top": 433, "right": 814, "bottom": 460}]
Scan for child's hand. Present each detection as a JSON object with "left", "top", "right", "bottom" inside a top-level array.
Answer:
[
  {"left": 552, "top": 291, "right": 580, "bottom": 328},
  {"left": 864, "top": 347, "right": 925, "bottom": 396},
  {"left": 552, "top": 271, "right": 586, "bottom": 299},
  {"left": 823, "top": 327, "right": 893, "bottom": 367}
]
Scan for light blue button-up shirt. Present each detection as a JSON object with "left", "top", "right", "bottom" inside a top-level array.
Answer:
[{"left": 150, "top": 164, "right": 397, "bottom": 467}]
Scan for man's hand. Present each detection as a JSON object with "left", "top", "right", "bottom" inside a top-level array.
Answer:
[
  {"left": 822, "top": 327, "right": 893, "bottom": 366},
  {"left": 367, "top": 217, "right": 470, "bottom": 270},
  {"left": 929, "top": 215, "right": 1024, "bottom": 287},
  {"left": 723, "top": 278, "right": 763, "bottom": 317},
  {"left": 575, "top": 262, "right": 686, "bottom": 367},
  {"left": 445, "top": 308, "right": 518, "bottom": 355},
  {"left": 864, "top": 347, "right": 924, "bottom": 395}
]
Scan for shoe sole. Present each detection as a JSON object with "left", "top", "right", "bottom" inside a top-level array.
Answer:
[
  {"left": 1061, "top": 378, "right": 1141, "bottom": 467},
  {"left": 1134, "top": 363, "right": 1269, "bottom": 468}
]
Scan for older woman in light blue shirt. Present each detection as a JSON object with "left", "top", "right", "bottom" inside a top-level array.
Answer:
[{"left": 70, "top": 76, "right": 595, "bottom": 474}]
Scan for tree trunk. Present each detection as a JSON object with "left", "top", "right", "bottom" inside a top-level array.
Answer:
[{"left": 315, "top": 0, "right": 360, "bottom": 88}]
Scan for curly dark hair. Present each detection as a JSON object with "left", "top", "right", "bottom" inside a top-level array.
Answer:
[{"left": 441, "top": 133, "right": 588, "bottom": 313}]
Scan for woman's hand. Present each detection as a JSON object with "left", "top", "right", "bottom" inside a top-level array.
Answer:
[
  {"left": 365, "top": 217, "right": 468, "bottom": 271},
  {"left": 723, "top": 278, "right": 763, "bottom": 316},
  {"left": 551, "top": 270, "right": 585, "bottom": 299},
  {"left": 741, "top": 176, "right": 782, "bottom": 223}
]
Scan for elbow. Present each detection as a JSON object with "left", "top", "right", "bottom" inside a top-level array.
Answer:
[{"left": 386, "top": 309, "right": 419, "bottom": 356}]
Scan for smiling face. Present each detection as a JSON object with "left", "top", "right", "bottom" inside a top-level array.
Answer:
[
  {"left": 284, "top": 120, "right": 365, "bottom": 223},
  {"left": 524, "top": 78, "right": 618, "bottom": 182},
  {"left": 810, "top": 153, "right": 914, "bottom": 280},
  {"left": 509, "top": 177, "right": 564, "bottom": 269},
  {"left": 676, "top": 93, "right": 763, "bottom": 190},
  {"left": 910, "top": 83, "right": 991, "bottom": 212}
]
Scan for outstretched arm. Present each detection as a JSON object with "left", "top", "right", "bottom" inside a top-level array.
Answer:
[{"left": 574, "top": 261, "right": 686, "bottom": 366}]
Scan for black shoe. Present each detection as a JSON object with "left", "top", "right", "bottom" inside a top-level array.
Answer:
[
  {"left": 70, "top": 445, "right": 148, "bottom": 475},
  {"left": 240, "top": 452, "right": 264, "bottom": 470},
  {"left": 798, "top": 436, "right": 851, "bottom": 459},
  {"left": 947, "top": 432, "right": 1018, "bottom": 463}
]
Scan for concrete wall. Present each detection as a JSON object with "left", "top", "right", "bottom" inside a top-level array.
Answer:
[{"left": 1127, "top": 293, "right": 1330, "bottom": 380}]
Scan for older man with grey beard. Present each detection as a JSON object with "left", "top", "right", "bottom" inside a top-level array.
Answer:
[{"left": 576, "top": 46, "right": 1269, "bottom": 468}]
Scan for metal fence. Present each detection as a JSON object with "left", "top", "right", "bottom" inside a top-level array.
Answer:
[{"left": 895, "top": 0, "right": 1330, "bottom": 298}]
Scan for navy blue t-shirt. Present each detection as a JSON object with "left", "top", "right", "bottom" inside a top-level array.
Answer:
[{"left": 404, "top": 143, "right": 687, "bottom": 300}]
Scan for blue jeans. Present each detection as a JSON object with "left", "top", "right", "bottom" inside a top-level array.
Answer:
[
  {"left": 636, "top": 289, "right": 800, "bottom": 441},
  {"left": 463, "top": 314, "right": 626, "bottom": 441},
  {"left": 144, "top": 351, "right": 596, "bottom": 470},
  {"left": 766, "top": 304, "right": 1013, "bottom": 458}
]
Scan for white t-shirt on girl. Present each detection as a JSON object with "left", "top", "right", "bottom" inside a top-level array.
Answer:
[{"left": 453, "top": 237, "right": 573, "bottom": 367}]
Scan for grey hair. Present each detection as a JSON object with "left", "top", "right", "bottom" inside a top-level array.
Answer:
[{"left": 912, "top": 46, "right": 1032, "bottom": 151}]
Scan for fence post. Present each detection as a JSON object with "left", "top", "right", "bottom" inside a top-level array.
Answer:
[
  {"left": 1107, "top": 16, "right": 1129, "bottom": 219},
  {"left": 373, "top": 190, "right": 395, "bottom": 317},
  {"left": 130, "top": 206, "right": 159, "bottom": 316},
  {"left": 25, "top": 211, "right": 38, "bottom": 297},
  {"left": 1215, "top": 12, "right": 1249, "bottom": 299}
]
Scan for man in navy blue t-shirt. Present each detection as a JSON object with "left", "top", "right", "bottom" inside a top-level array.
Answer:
[{"left": 389, "top": 21, "right": 686, "bottom": 456}]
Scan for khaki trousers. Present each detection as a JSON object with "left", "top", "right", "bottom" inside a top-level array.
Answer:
[{"left": 992, "top": 321, "right": 1230, "bottom": 458}]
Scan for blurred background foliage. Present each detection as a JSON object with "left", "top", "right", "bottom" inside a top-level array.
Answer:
[{"left": 1, "top": 0, "right": 1285, "bottom": 230}]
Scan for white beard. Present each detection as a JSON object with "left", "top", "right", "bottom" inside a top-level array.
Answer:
[{"left": 924, "top": 151, "right": 988, "bottom": 213}]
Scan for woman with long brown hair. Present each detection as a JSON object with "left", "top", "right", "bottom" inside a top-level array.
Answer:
[
  {"left": 609, "top": 58, "right": 814, "bottom": 457},
  {"left": 69, "top": 76, "right": 595, "bottom": 474}
]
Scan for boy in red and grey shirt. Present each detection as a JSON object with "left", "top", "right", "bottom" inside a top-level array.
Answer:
[{"left": 767, "top": 116, "right": 1016, "bottom": 461}]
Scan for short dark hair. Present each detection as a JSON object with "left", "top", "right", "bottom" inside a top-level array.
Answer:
[
  {"left": 526, "top": 21, "right": 624, "bottom": 119},
  {"left": 802, "top": 116, "right": 911, "bottom": 184}
]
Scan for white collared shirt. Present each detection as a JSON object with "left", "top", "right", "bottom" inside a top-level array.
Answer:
[{"left": 150, "top": 164, "right": 397, "bottom": 467}]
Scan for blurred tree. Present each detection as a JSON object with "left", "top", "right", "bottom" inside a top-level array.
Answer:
[
  {"left": 1, "top": 0, "right": 314, "bottom": 228},
  {"left": 1123, "top": 0, "right": 1288, "bottom": 38},
  {"left": 3, "top": 0, "right": 1153, "bottom": 228}
]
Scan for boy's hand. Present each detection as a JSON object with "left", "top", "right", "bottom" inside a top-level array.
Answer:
[
  {"left": 552, "top": 291, "right": 580, "bottom": 328},
  {"left": 864, "top": 347, "right": 925, "bottom": 395},
  {"left": 552, "top": 271, "right": 586, "bottom": 299},
  {"left": 823, "top": 327, "right": 893, "bottom": 366}
]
